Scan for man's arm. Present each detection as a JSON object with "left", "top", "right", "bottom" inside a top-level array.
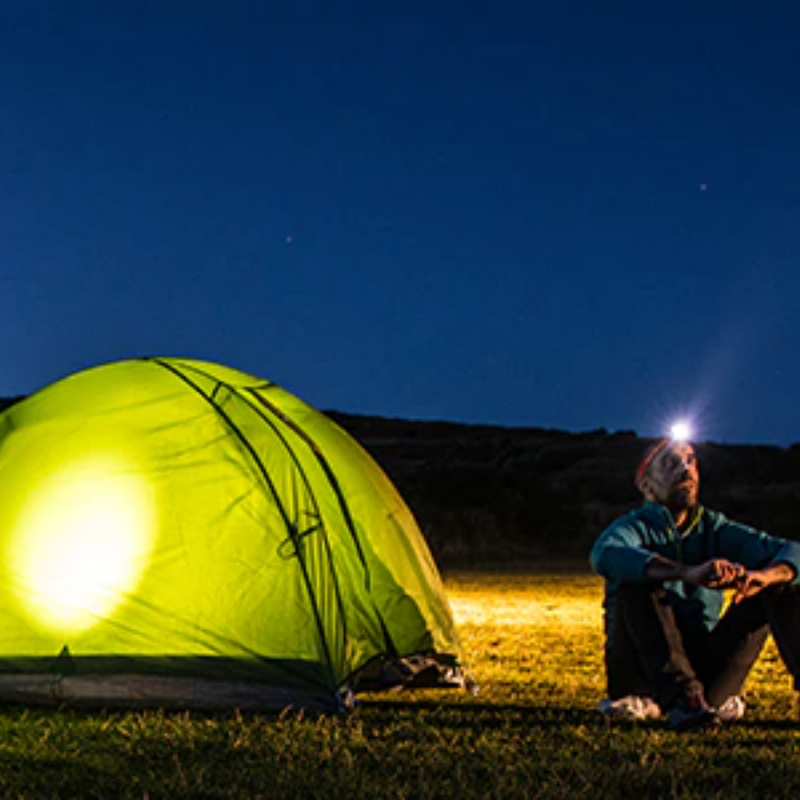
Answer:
[
  {"left": 645, "top": 554, "right": 745, "bottom": 588},
  {"left": 590, "top": 516, "right": 657, "bottom": 582},
  {"left": 732, "top": 561, "right": 797, "bottom": 603},
  {"left": 645, "top": 553, "right": 796, "bottom": 598},
  {"left": 713, "top": 514, "right": 800, "bottom": 587}
]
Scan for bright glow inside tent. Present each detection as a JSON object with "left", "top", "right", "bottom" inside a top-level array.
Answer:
[{"left": 8, "top": 458, "right": 156, "bottom": 634}]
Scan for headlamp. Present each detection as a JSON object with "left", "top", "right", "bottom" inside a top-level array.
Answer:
[{"left": 669, "top": 420, "right": 693, "bottom": 443}]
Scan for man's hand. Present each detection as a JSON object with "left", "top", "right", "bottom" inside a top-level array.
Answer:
[
  {"left": 683, "top": 559, "right": 745, "bottom": 588},
  {"left": 645, "top": 556, "right": 796, "bottom": 598},
  {"left": 732, "top": 562, "right": 796, "bottom": 604},
  {"left": 646, "top": 556, "right": 744, "bottom": 587}
]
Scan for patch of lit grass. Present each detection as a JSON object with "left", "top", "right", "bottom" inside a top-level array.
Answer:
[
  {"left": 0, "top": 570, "right": 799, "bottom": 798},
  {"left": 447, "top": 571, "right": 607, "bottom": 708}
]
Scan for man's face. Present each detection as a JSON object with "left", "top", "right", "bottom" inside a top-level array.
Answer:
[{"left": 644, "top": 442, "right": 700, "bottom": 510}]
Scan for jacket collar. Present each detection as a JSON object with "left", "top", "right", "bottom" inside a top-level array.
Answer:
[{"left": 641, "top": 501, "right": 704, "bottom": 536}]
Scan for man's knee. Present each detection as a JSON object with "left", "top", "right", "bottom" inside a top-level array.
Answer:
[
  {"left": 616, "top": 582, "right": 669, "bottom": 615},
  {"left": 764, "top": 582, "right": 800, "bottom": 606},
  {"left": 617, "top": 582, "right": 665, "bottom": 600},
  {"left": 616, "top": 582, "right": 680, "bottom": 633},
  {"left": 764, "top": 584, "right": 800, "bottom": 639}
]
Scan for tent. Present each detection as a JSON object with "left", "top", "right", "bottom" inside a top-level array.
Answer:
[{"left": 0, "top": 357, "right": 466, "bottom": 711}]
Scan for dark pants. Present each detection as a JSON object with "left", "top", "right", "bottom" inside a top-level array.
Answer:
[{"left": 607, "top": 583, "right": 800, "bottom": 709}]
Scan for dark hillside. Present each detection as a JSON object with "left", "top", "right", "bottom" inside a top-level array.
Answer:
[{"left": 329, "top": 412, "right": 800, "bottom": 567}]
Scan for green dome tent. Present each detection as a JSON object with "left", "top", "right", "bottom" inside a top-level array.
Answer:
[{"left": 0, "top": 358, "right": 465, "bottom": 711}]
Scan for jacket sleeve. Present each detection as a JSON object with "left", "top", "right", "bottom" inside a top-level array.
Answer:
[
  {"left": 589, "top": 515, "right": 654, "bottom": 583},
  {"left": 714, "top": 515, "right": 800, "bottom": 585}
]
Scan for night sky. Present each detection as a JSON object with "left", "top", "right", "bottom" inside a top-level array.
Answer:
[{"left": 3, "top": 3, "right": 800, "bottom": 445}]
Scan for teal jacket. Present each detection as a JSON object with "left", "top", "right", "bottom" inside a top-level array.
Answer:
[{"left": 590, "top": 502, "right": 800, "bottom": 645}]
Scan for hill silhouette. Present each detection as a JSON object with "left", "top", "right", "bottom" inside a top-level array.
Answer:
[
  {"left": 329, "top": 412, "right": 800, "bottom": 567},
  {"left": 2, "top": 396, "right": 798, "bottom": 568}
]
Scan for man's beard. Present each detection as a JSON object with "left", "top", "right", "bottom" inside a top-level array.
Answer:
[{"left": 666, "top": 480, "right": 699, "bottom": 511}]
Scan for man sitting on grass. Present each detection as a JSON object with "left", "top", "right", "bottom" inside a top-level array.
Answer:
[{"left": 590, "top": 435, "right": 800, "bottom": 732}]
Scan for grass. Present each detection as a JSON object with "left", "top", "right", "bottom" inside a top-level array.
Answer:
[{"left": 1, "top": 570, "right": 800, "bottom": 798}]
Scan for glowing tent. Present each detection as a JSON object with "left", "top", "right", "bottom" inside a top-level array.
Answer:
[{"left": 0, "top": 358, "right": 465, "bottom": 711}]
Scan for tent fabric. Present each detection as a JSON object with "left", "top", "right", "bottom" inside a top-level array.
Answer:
[{"left": 0, "top": 357, "right": 465, "bottom": 711}]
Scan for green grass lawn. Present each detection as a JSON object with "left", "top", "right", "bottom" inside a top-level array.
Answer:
[{"left": 1, "top": 570, "right": 800, "bottom": 798}]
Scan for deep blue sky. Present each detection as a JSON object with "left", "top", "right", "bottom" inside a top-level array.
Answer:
[{"left": 2, "top": 2, "right": 800, "bottom": 445}]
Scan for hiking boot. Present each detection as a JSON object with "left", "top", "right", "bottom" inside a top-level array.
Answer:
[
  {"left": 714, "top": 695, "right": 746, "bottom": 723},
  {"left": 667, "top": 691, "right": 719, "bottom": 733},
  {"left": 597, "top": 695, "right": 662, "bottom": 721}
]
